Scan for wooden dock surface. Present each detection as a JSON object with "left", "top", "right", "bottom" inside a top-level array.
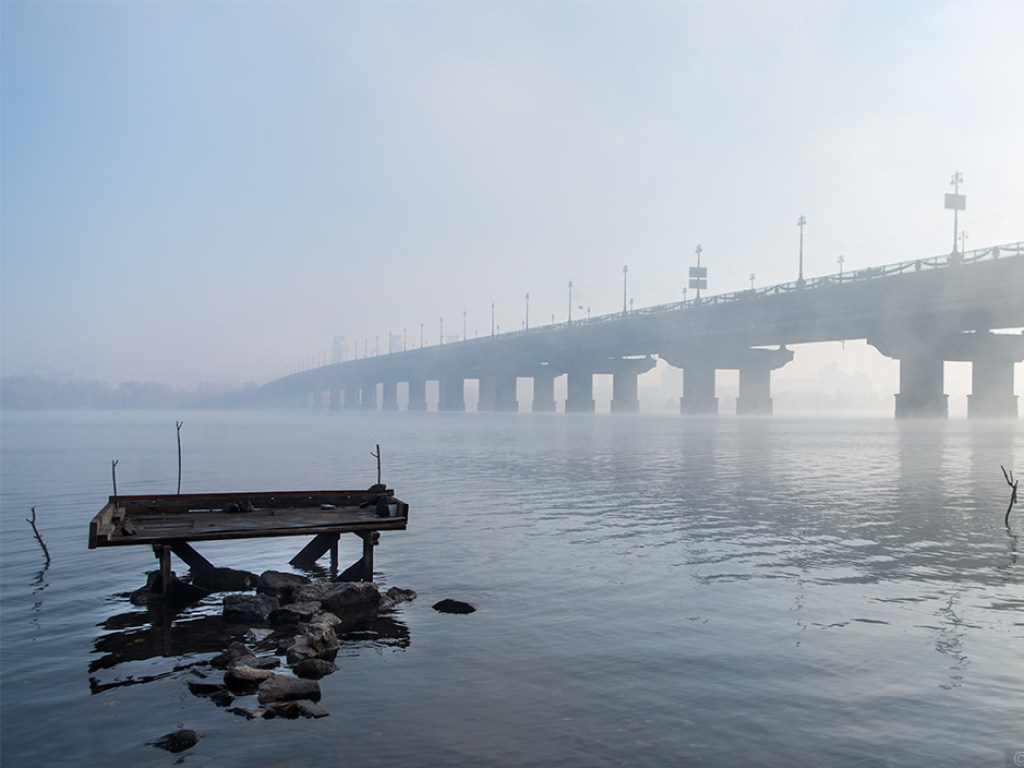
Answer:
[{"left": 89, "top": 490, "right": 408, "bottom": 549}]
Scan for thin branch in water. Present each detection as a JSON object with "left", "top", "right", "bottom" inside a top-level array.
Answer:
[
  {"left": 26, "top": 506, "right": 51, "bottom": 565},
  {"left": 111, "top": 459, "right": 119, "bottom": 500},
  {"left": 1002, "top": 465, "right": 1018, "bottom": 528},
  {"left": 371, "top": 444, "right": 382, "bottom": 485},
  {"left": 176, "top": 421, "right": 184, "bottom": 495}
]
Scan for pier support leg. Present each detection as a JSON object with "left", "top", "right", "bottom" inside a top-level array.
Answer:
[
  {"left": 290, "top": 532, "right": 342, "bottom": 569},
  {"left": 565, "top": 369, "right": 595, "bottom": 413},
  {"left": 477, "top": 376, "right": 496, "bottom": 412},
  {"left": 681, "top": 365, "right": 718, "bottom": 415},
  {"left": 157, "top": 545, "right": 172, "bottom": 597},
  {"left": 361, "top": 383, "right": 378, "bottom": 411},
  {"left": 611, "top": 370, "right": 640, "bottom": 413},
  {"left": 344, "top": 385, "right": 360, "bottom": 410},
  {"left": 969, "top": 356, "right": 1018, "bottom": 418},
  {"left": 337, "top": 531, "right": 378, "bottom": 582},
  {"left": 736, "top": 363, "right": 773, "bottom": 415},
  {"left": 438, "top": 378, "right": 466, "bottom": 412},
  {"left": 493, "top": 374, "right": 519, "bottom": 412},
  {"left": 407, "top": 378, "right": 427, "bottom": 411},
  {"left": 894, "top": 351, "right": 948, "bottom": 418},
  {"left": 382, "top": 380, "right": 398, "bottom": 411},
  {"left": 532, "top": 370, "right": 557, "bottom": 412}
]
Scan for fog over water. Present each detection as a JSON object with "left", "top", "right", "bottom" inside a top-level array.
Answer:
[
  {"left": 1, "top": 411, "right": 1022, "bottom": 767},
  {"left": 2, "top": 2, "right": 1023, "bottom": 391}
]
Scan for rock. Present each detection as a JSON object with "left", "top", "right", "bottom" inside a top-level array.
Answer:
[
  {"left": 319, "top": 582, "right": 381, "bottom": 614},
  {"left": 228, "top": 707, "right": 263, "bottom": 720},
  {"left": 187, "top": 680, "right": 225, "bottom": 697},
  {"left": 151, "top": 729, "right": 199, "bottom": 753},
  {"left": 223, "top": 593, "right": 279, "bottom": 625},
  {"left": 307, "top": 611, "right": 341, "bottom": 627},
  {"left": 432, "top": 599, "right": 476, "bottom": 614},
  {"left": 257, "top": 674, "right": 321, "bottom": 704},
  {"left": 130, "top": 570, "right": 209, "bottom": 606},
  {"left": 290, "top": 581, "right": 336, "bottom": 603},
  {"left": 210, "top": 689, "right": 235, "bottom": 707},
  {"left": 243, "top": 656, "right": 281, "bottom": 670},
  {"left": 381, "top": 587, "right": 417, "bottom": 608},
  {"left": 285, "top": 624, "right": 339, "bottom": 665},
  {"left": 292, "top": 658, "right": 338, "bottom": 679},
  {"left": 193, "top": 566, "right": 258, "bottom": 593},
  {"left": 211, "top": 641, "right": 255, "bottom": 669},
  {"left": 270, "top": 601, "right": 322, "bottom": 625},
  {"left": 264, "top": 700, "right": 330, "bottom": 719},
  {"left": 224, "top": 664, "right": 275, "bottom": 693},
  {"left": 257, "top": 570, "right": 312, "bottom": 603}
]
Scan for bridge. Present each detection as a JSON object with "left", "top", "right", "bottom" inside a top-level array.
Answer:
[{"left": 258, "top": 241, "right": 1024, "bottom": 418}]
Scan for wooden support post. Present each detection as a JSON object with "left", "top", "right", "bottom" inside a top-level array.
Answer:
[
  {"left": 290, "top": 532, "right": 342, "bottom": 569},
  {"left": 170, "top": 540, "right": 216, "bottom": 573},
  {"left": 330, "top": 537, "right": 339, "bottom": 575},
  {"left": 337, "top": 531, "right": 378, "bottom": 582},
  {"left": 158, "top": 544, "right": 172, "bottom": 597}
]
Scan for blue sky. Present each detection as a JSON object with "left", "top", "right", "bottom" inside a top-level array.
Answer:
[{"left": 2, "top": 1, "right": 1022, "bottom": 388}]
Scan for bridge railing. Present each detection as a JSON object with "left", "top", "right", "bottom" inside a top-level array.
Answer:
[{"left": 348, "top": 240, "right": 1024, "bottom": 357}]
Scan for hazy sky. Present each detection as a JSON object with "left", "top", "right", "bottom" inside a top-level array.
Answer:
[{"left": 2, "top": 1, "right": 1022, "bottom": 389}]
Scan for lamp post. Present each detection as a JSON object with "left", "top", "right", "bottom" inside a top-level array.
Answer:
[
  {"left": 420, "top": 322, "right": 424, "bottom": 349},
  {"left": 838, "top": 253, "right": 845, "bottom": 280},
  {"left": 622, "top": 265, "right": 628, "bottom": 314},
  {"left": 946, "top": 171, "right": 965, "bottom": 257},
  {"left": 463, "top": 310, "right": 467, "bottom": 341},
  {"left": 749, "top": 273, "right": 755, "bottom": 290},
  {"left": 797, "top": 215, "right": 806, "bottom": 286}
]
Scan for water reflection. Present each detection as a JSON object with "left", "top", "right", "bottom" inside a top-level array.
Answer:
[{"left": 88, "top": 594, "right": 411, "bottom": 695}]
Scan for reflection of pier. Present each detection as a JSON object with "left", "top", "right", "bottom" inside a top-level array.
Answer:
[{"left": 261, "top": 242, "right": 1024, "bottom": 418}]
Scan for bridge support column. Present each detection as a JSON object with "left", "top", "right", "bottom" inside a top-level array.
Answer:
[
  {"left": 532, "top": 370, "right": 557, "bottom": 412},
  {"left": 610, "top": 371, "right": 638, "bottom": 412},
  {"left": 680, "top": 365, "right": 718, "bottom": 415},
  {"left": 477, "top": 376, "right": 496, "bottom": 412},
  {"left": 736, "top": 348, "right": 793, "bottom": 415},
  {"left": 493, "top": 374, "right": 518, "bottom": 412},
  {"left": 565, "top": 369, "right": 595, "bottom": 413},
  {"left": 360, "top": 383, "right": 378, "bottom": 411},
  {"left": 344, "top": 385, "right": 360, "bottom": 410},
  {"left": 969, "top": 356, "right": 1018, "bottom": 418},
  {"left": 892, "top": 351, "right": 947, "bottom": 418},
  {"left": 329, "top": 389, "right": 341, "bottom": 411},
  {"left": 407, "top": 378, "right": 427, "bottom": 411},
  {"left": 439, "top": 378, "right": 466, "bottom": 412},
  {"left": 382, "top": 380, "right": 398, "bottom": 411}
]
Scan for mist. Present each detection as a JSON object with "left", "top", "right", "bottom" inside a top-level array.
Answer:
[{"left": 2, "top": 1, "right": 1022, "bottom": 394}]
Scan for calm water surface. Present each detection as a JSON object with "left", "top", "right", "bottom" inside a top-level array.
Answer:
[{"left": 1, "top": 410, "right": 1022, "bottom": 767}]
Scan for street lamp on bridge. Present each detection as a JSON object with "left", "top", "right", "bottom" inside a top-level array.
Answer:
[
  {"left": 797, "top": 215, "right": 806, "bottom": 287},
  {"left": 622, "top": 265, "right": 628, "bottom": 314}
]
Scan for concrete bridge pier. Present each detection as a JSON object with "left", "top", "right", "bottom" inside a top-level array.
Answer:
[
  {"left": 477, "top": 376, "right": 496, "bottom": 412},
  {"left": 531, "top": 369, "right": 557, "bottom": 412},
  {"left": 680, "top": 365, "right": 718, "bottom": 415},
  {"left": 360, "top": 382, "right": 378, "bottom": 411},
  {"left": 329, "top": 389, "right": 341, "bottom": 410},
  {"left": 608, "top": 356, "right": 656, "bottom": 413},
  {"left": 493, "top": 374, "right": 519, "bottom": 412},
  {"left": 968, "top": 355, "right": 1018, "bottom": 418},
  {"left": 439, "top": 377, "right": 466, "bottom": 412},
  {"left": 736, "top": 347, "right": 794, "bottom": 415},
  {"left": 382, "top": 380, "right": 398, "bottom": 411},
  {"left": 894, "top": 351, "right": 947, "bottom": 418},
  {"left": 565, "top": 369, "right": 595, "bottom": 413},
  {"left": 407, "top": 378, "right": 427, "bottom": 411},
  {"left": 344, "top": 385, "right": 361, "bottom": 410}
]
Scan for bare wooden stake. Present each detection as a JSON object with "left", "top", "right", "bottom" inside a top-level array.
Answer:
[
  {"left": 371, "top": 444, "right": 382, "bottom": 485},
  {"left": 176, "top": 421, "right": 184, "bottom": 495},
  {"left": 1002, "top": 465, "right": 1018, "bottom": 528},
  {"left": 111, "top": 459, "right": 119, "bottom": 500},
  {"left": 26, "top": 507, "right": 51, "bottom": 565}
]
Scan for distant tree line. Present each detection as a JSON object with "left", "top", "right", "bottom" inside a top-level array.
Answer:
[{"left": 0, "top": 375, "right": 257, "bottom": 410}]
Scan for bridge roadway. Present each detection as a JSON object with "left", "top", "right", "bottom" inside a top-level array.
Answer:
[{"left": 260, "top": 242, "right": 1024, "bottom": 418}]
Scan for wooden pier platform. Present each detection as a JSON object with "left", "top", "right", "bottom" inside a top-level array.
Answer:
[{"left": 89, "top": 489, "right": 409, "bottom": 592}]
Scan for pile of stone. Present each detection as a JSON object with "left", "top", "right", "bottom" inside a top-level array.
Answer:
[{"left": 182, "top": 570, "right": 417, "bottom": 722}]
